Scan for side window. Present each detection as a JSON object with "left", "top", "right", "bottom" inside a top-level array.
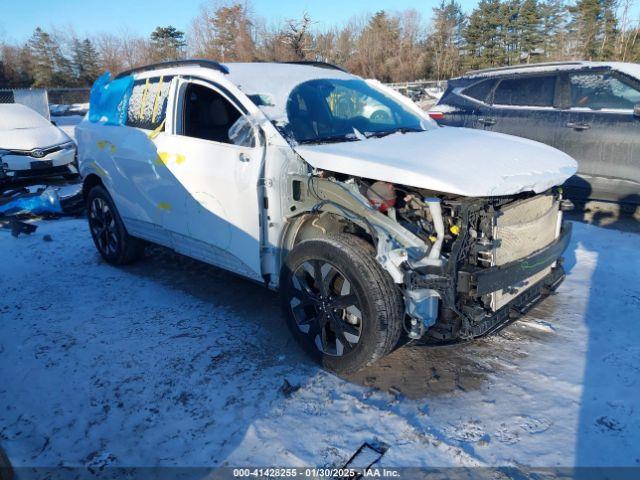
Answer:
[
  {"left": 462, "top": 79, "right": 497, "bottom": 103},
  {"left": 126, "top": 76, "right": 172, "bottom": 129},
  {"left": 570, "top": 72, "right": 640, "bottom": 110},
  {"left": 180, "top": 83, "right": 247, "bottom": 145},
  {"left": 493, "top": 75, "right": 556, "bottom": 107}
]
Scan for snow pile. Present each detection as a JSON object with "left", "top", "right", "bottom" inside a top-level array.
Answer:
[{"left": 0, "top": 219, "right": 638, "bottom": 470}]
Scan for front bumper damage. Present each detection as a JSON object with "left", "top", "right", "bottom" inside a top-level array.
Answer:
[
  {"left": 287, "top": 175, "right": 571, "bottom": 342},
  {"left": 460, "top": 223, "right": 571, "bottom": 297},
  {"left": 407, "top": 221, "right": 571, "bottom": 341}
]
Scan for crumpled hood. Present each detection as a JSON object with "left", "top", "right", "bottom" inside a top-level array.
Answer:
[
  {"left": 0, "top": 125, "right": 70, "bottom": 151},
  {"left": 294, "top": 127, "right": 578, "bottom": 197}
]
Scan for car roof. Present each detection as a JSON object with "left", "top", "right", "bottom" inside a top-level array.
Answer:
[
  {"left": 456, "top": 61, "right": 640, "bottom": 80},
  {"left": 117, "top": 59, "right": 350, "bottom": 80},
  {"left": 226, "top": 62, "right": 359, "bottom": 124},
  {"left": 121, "top": 60, "right": 360, "bottom": 125}
]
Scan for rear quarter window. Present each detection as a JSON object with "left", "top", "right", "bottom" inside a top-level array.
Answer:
[
  {"left": 462, "top": 79, "right": 496, "bottom": 103},
  {"left": 493, "top": 75, "right": 556, "bottom": 107},
  {"left": 126, "top": 76, "right": 173, "bottom": 130}
]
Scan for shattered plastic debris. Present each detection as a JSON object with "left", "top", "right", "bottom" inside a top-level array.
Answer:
[
  {"left": 0, "top": 184, "right": 82, "bottom": 217},
  {"left": 0, "top": 218, "right": 38, "bottom": 237},
  {"left": 0, "top": 188, "right": 63, "bottom": 215},
  {"left": 342, "top": 442, "right": 388, "bottom": 474}
]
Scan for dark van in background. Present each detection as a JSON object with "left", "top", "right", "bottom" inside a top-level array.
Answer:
[{"left": 431, "top": 61, "right": 640, "bottom": 206}]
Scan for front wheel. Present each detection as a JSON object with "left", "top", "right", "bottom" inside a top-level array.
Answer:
[
  {"left": 86, "top": 185, "right": 144, "bottom": 265},
  {"left": 280, "top": 234, "right": 404, "bottom": 374}
]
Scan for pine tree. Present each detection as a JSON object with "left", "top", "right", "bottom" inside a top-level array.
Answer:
[
  {"left": 540, "top": 0, "right": 568, "bottom": 59},
  {"left": 429, "top": 0, "right": 466, "bottom": 79},
  {"left": 464, "top": 0, "right": 506, "bottom": 68},
  {"left": 600, "top": 0, "right": 618, "bottom": 58},
  {"left": 519, "top": 0, "right": 543, "bottom": 61},
  {"left": 72, "top": 38, "right": 101, "bottom": 86},
  {"left": 81, "top": 39, "right": 101, "bottom": 84},
  {"left": 150, "top": 26, "right": 187, "bottom": 62},
  {"left": 570, "top": 0, "right": 618, "bottom": 59},
  {"left": 28, "top": 28, "right": 56, "bottom": 86},
  {"left": 27, "top": 27, "right": 73, "bottom": 87},
  {"left": 499, "top": 0, "right": 521, "bottom": 65}
]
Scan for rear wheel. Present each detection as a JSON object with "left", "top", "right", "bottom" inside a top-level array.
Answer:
[
  {"left": 86, "top": 185, "right": 144, "bottom": 265},
  {"left": 280, "top": 234, "right": 404, "bottom": 374}
]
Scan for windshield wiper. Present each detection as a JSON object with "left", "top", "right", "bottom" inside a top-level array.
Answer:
[
  {"left": 364, "top": 127, "right": 424, "bottom": 139},
  {"left": 298, "top": 134, "right": 360, "bottom": 145}
]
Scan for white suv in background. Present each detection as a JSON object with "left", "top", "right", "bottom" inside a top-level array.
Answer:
[
  {"left": 76, "top": 60, "right": 576, "bottom": 373},
  {"left": 0, "top": 103, "right": 77, "bottom": 183}
]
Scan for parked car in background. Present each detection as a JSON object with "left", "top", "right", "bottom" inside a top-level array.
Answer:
[
  {"left": 0, "top": 104, "right": 78, "bottom": 184},
  {"left": 77, "top": 60, "right": 575, "bottom": 373},
  {"left": 431, "top": 62, "right": 640, "bottom": 206}
]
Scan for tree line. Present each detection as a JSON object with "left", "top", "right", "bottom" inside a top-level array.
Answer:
[{"left": 1, "top": 0, "right": 638, "bottom": 88}]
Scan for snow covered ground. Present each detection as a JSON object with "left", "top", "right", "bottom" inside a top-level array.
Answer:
[{"left": 0, "top": 218, "right": 639, "bottom": 475}]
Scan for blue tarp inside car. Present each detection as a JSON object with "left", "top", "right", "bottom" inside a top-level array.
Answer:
[{"left": 88, "top": 72, "right": 134, "bottom": 126}]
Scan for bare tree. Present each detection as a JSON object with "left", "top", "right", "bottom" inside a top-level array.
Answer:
[{"left": 280, "top": 12, "right": 314, "bottom": 60}]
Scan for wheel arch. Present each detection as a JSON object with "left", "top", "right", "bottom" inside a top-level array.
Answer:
[
  {"left": 281, "top": 211, "right": 374, "bottom": 253},
  {"left": 82, "top": 173, "right": 104, "bottom": 201}
]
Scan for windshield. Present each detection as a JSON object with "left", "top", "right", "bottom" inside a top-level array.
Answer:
[{"left": 282, "top": 78, "right": 426, "bottom": 144}]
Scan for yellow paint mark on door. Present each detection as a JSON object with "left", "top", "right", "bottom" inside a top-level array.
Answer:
[{"left": 155, "top": 152, "right": 186, "bottom": 166}]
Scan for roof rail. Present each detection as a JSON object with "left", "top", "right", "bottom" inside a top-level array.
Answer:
[
  {"left": 115, "top": 59, "right": 229, "bottom": 79},
  {"left": 466, "top": 61, "right": 585, "bottom": 76},
  {"left": 282, "top": 61, "right": 348, "bottom": 73}
]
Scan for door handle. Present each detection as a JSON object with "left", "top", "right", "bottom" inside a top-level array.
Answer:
[
  {"left": 566, "top": 122, "right": 591, "bottom": 131},
  {"left": 238, "top": 153, "right": 251, "bottom": 163},
  {"left": 478, "top": 117, "right": 496, "bottom": 126}
]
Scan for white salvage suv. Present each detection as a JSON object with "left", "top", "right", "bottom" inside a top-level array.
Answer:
[{"left": 76, "top": 60, "right": 577, "bottom": 373}]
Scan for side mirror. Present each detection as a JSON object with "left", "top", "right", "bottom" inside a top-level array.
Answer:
[
  {"left": 634, "top": 104, "right": 640, "bottom": 118},
  {"left": 229, "top": 115, "right": 260, "bottom": 148}
]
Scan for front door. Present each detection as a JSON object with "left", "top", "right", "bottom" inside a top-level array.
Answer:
[
  {"left": 158, "top": 79, "right": 264, "bottom": 280},
  {"left": 555, "top": 70, "right": 640, "bottom": 203}
]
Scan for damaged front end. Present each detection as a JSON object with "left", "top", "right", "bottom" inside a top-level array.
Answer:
[{"left": 285, "top": 173, "right": 572, "bottom": 342}]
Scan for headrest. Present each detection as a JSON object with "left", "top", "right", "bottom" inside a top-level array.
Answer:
[{"left": 209, "top": 98, "right": 229, "bottom": 126}]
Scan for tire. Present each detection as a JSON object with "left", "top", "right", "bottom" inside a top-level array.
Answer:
[
  {"left": 0, "top": 444, "right": 13, "bottom": 480},
  {"left": 280, "top": 233, "right": 404, "bottom": 374},
  {"left": 86, "top": 185, "right": 144, "bottom": 265}
]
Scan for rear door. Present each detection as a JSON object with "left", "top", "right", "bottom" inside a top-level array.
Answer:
[
  {"left": 555, "top": 69, "right": 640, "bottom": 202},
  {"left": 106, "top": 75, "right": 176, "bottom": 247},
  {"left": 484, "top": 74, "right": 561, "bottom": 148}
]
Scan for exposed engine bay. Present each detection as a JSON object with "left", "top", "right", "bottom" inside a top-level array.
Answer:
[{"left": 285, "top": 172, "right": 572, "bottom": 343}]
